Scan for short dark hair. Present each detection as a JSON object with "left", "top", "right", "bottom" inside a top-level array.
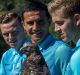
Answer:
[
  {"left": 48, "top": 0, "right": 80, "bottom": 17},
  {"left": 22, "top": 0, "right": 51, "bottom": 20},
  {"left": 1, "top": 12, "right": 21, "bottom": 24}
]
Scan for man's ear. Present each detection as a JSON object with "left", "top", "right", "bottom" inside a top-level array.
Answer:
[{"left": 74, "top": 14, "right": 80, "bottom": 27}]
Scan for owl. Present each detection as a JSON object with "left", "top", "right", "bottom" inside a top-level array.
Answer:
[{"left": 20, "top": 43, "right": 50, "bottom": 75}]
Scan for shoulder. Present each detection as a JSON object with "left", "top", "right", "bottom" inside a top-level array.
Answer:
[
  {"left": 53, "top": 39, "right": 72, "bottom": 52},
  {"left": 49, "top": 35, "right": 72, "bottom": 53},
  {"left": 56, "top": 40, "right": 72, "bottom": 51},
  {"left": 49, "top": 34, "right": 69, "bottom": 48},
  {"left": 2, "top": 48, "right": 15, "bottom": 57},
  {"left": 46, "top": 34, "right": 72, "bottom": 54},
  {"left": 1, "top": 48, "right": 16, "bottom": 62},
  {"left": 51, "top": 34, "right": 71, "bottom": 49},
  {"left": 54, "top": 41, "right": 72, "bottom": 61}
]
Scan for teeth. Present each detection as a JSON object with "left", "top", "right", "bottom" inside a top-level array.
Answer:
[{"left": 32, "top": 31, "right": 41, "bottom": 34}]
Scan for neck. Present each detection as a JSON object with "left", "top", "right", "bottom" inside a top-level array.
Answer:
[{"left": 17, "top": 37, "right": 26, "bottom": 50}]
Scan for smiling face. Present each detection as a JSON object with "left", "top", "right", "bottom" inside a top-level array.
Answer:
[
  {"left": 23, "top": 10, "right": 49, "bottom": 44},
  {"left": 0, "top": 18, "right": 25, "bottom": 50},
  {"left": 51, "top": 8, "right": 77, "bottom": 42}
]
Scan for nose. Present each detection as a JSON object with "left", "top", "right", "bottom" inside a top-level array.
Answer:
[
  {"left": 9, "top": 33, "right": 14, "bottom": 42},
  {"left": 54, "top": 24, "right": 60, "bottom": 32},
  {"left": 32, "top": 22, "right": 38, "bottom": 30}
]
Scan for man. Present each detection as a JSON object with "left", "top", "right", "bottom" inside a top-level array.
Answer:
[
  {"left": 48, "top": 0, "right": 80, "bottom": 75},
  {"left": 21, "top": 0, "right": 72, "bottom": 75},
  {"left": 48, "top": 0, "right": 77, "bottom": 46},
  {"left": 0, "top": 12, "right": 30, "bottom": 75}
]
